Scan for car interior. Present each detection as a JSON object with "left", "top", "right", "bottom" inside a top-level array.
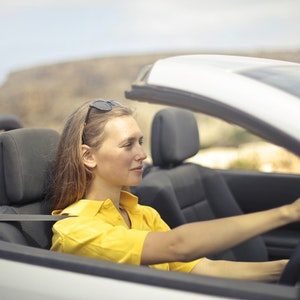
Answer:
[{"left": 0, "top": 108, "right": 300, "bottom": 298}]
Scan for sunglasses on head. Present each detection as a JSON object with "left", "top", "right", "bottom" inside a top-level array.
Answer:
[{"left": 84, "top": 100, "right": 122, "bottom": 124}]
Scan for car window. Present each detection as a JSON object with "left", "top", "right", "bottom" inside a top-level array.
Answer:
[
  {"left": 239, "top": 66, "right": 300, "bottom": 98},
  {"left": 187, "top": 113, "right": 300, "bottom": 174}
]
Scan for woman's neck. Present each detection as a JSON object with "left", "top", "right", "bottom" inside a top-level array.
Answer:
[{"left": 85, "top": 178, "right": 122, "bottom": 209}]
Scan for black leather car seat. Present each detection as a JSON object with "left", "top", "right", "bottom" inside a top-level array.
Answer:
[
  {"left": 134, "top": 107, "right": 268, "bottom": 261},
  {"left": 0, "top": 128, "right": 60, "bottom": 248}
]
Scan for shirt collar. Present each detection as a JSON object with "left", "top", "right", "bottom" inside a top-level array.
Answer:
[
  {"left": 120, "top": 190, "right": 139, "bottom": 210},
  {"left": 52, "top": 190, "right": 139, "bottom": 217}
]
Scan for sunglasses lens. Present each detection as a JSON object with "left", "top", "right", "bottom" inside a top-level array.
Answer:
[
  {"left": 91, "top": 100, "right": 113, "bottom": 111},
  {"left": 110, "top": 100, "right": 121, "bottom": 107}
]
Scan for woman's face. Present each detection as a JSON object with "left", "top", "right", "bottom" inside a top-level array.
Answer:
[{"left": 90, "top": 115, "right": 147, "bottom": 188}]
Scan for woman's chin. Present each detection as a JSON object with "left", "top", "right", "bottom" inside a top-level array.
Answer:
[{"left": 128, "top": 177, "right": 143, "bottom": 187}]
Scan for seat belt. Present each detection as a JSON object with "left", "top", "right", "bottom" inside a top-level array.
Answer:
[
  {"left": 0, "top": 214, "right": 71, "bottom": 222},
  {"left": 0, "top": 213, "right": 72, "bottom": 248}
]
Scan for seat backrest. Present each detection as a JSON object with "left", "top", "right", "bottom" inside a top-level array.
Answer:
[
  {"left": 135, "top": 107, "right": 268, "bottom": 261},
  {"left": 0, "top": 128, "right": 60, "bottom": 248}
]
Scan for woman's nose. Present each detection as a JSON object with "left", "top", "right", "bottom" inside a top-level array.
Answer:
[{"left": 136, "top": 146, "right": 147, "bottom": 161}]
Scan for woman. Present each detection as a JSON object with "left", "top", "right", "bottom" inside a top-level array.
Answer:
[{"left": 49, "top": 99, "right": 300, "bottom": 281}]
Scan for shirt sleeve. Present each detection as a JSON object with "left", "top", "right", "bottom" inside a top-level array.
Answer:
[{"left": 51, "top": 217, "right": 149, "bottom": 265}]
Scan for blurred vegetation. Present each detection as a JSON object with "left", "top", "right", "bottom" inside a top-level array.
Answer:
[
  {"left": 0, "top": 49, "right": 300, "bottom": 173},
  {"left": 228, "top": 143, "right": 300, "bottom": 174},
  {"left": 228, "top": 155, "right": 261, "bottom": 170},
  {"left": 197, "top": 115, "right": 263, "bottom": 149}
]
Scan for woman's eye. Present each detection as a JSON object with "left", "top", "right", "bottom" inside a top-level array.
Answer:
[{"left": 139, "top": 139, "right": 144, "bottom": 145}]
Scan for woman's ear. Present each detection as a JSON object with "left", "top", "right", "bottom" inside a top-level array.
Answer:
[{"left": 81, "top": 145, "right": 97, "bottom": 169}]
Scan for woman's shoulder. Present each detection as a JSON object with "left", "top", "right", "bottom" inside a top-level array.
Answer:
[
  {"left": 137, "top": 203, "right": 159, "bottom": 214},
  {"left": 136, "top": 204, "right": 164, "bottom": 222},
  {"left": 137, "top": 204, "right": 170, "bottom": 231}
]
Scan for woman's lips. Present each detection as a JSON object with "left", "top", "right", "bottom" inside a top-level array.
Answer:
[{"left": 130, "top": 166, "right": 143, "bottom": 172}]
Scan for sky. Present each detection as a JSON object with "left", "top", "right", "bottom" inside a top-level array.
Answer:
[{"left": 0, "top": 0, "right": 300, "bottom": 83}]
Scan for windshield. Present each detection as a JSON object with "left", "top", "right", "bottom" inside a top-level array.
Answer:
[{"left": 239, "top": 65, "right": 300, "bottom": 98}]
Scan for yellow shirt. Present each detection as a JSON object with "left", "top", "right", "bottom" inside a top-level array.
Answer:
[{"left": 51, "top": 191, "right": 201, "bottom": 272}]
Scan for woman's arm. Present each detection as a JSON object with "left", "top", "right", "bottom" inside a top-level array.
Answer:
[
  {"left": 191, "top": 258, "right": 288, "bottom": 282},
  {"left": 141, "top": 199, "right": 300, "bottom": 265}
]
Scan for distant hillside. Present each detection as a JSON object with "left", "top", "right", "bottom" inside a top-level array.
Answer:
[
  {"left": 0, "top": 49, "right": 300, "bottom": 154},
  {"left": 0, "top": 52, "right": 172, "bottom": 130}
]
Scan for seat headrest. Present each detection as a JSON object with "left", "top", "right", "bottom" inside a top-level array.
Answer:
[
  {"left": 151, "top": 108, "right": 200, "bottom": 167},
  {"left": 0, "top": 115, "right": 22, "bottom": 131},
  {"left": 0, "top": 128, "right": 60, "bottom": 205}
]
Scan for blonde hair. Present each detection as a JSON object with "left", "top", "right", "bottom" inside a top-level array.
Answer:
[{"left": 48, "top": 101, "right": 133, "bottom": 210}]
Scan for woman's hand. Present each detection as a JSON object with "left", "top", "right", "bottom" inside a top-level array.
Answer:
[{"left": 191, "top": 258, "right": 289, "bottom": 282}]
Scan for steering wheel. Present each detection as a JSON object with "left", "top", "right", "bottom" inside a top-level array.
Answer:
[{"left": 278, "top": 241, "right": 300, "bottom": 285}]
